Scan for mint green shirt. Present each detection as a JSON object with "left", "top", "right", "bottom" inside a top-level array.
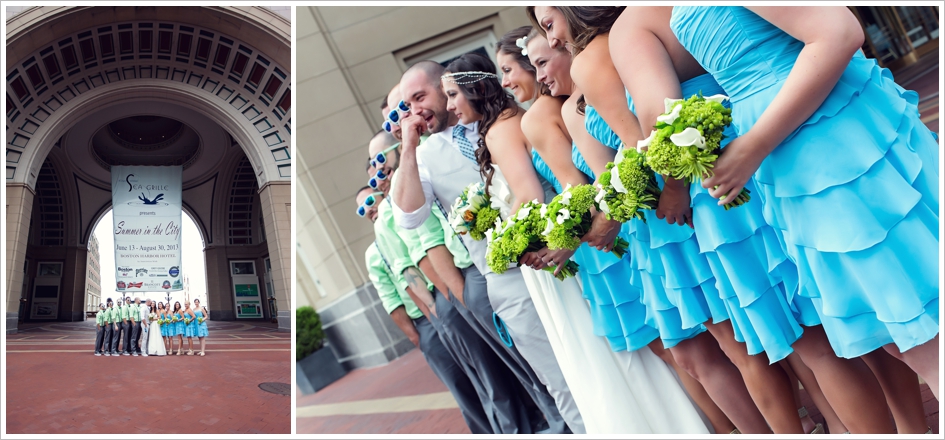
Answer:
[
  {"left": 365, "top": 244, "right": 423, "bottom": 320},
  {"left": 106, "top": 307, "right": 120, "bottom": 324},
  {"left": 95, "top": 310, "right": 106, "bottom": 326},
  {"left": 129, "top": 304, "right": 140, "bottom": 322},
  {"left": 375, "top": 200, "right": 418, "bottom": 280},
  {"left": 119, "top": 304, "right": 130, "bottom": 321},
  {"left": 408, "top": 200, "right": 474, "bottom": 270}
]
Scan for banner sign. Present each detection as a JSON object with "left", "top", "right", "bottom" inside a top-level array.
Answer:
[{"left": 111, "top": 166, "right": 183, "bottom": 292}]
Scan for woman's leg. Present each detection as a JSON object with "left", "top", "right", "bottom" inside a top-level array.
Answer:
[
  {"left": 705, "top": 321, "right": 803, "bottom": 433},
  {"left": 792, "top": 325, "right": 894, "bottom": 433},
  {"left": 780, "top": 359, "right": 818, "bottom": 433},
  {"left": 648, "top": 339, "right": 735, "bottom": 434},
  {"left": 199, "top": 337, "right": 206, "bottom": 354},
  {"left": 884, "top": 335, "right": 939, "bottom": 401},
  {"left": 669, "top": 332, "right": 772, "bottom": 433},
  {"left": 861, "top": 349, "right": 929, "bottom": 433},
  {"left": 187, "top": 336, "right": 194, "bottom": 353},
  {"left": 784, "top": 352, "right": 847, "bottom": 434}
]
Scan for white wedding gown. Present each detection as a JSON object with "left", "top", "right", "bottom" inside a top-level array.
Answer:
[
  {"left": 491, "top": 167, "right": 710, "bottom": 434},
  {"left": 147, "top": 321, "right": 167, "bottom": 356}
]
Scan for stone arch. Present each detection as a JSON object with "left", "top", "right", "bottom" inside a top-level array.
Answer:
[{"left": 6, "top": 10, "right": 291, "bottom": 189}]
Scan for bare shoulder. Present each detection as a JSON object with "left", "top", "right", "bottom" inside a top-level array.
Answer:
[
  {"left": 522, "top": 96, "right": 563, "bottom": 128},
  {"left": 486, "top": 109, "right": 526, "bottom": 141}
]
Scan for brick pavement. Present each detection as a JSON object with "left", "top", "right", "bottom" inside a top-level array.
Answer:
[{"left": 6, "top": 320, "right": 290, "bottom": 434}]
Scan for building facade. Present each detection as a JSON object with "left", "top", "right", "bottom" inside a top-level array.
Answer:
[
  {"left": 296, "top": 6, "right": 532, "bottom": 369},
  {"left": 85, "top": 234, "right": 101, "bottom": 313},
  {"left": 6, "top": 6, "right": 293, "bottom": 333}
]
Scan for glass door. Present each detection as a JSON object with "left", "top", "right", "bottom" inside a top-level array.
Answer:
[{"left": 231, "top": 260, "right": 262, "bottom": 318}]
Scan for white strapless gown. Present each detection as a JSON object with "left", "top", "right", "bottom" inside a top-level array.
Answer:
[
  {"left": 492, "top": 167, "right": 711, "bottom": 434},
  {"left": 147, "top": 321, "right": 167, "bottom": 356}
]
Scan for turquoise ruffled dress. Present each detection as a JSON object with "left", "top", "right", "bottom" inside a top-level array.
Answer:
[
  {"left": 160, "top": 312, "right": 170, "bottom": 337},
  {"left": 196, "top": 310, "right": 209, "bottom": 337},
  {"left": 185, "top": 312, "right": 198, "bottom": 337},
  {"left": 672, "top": 6, "right": 939, "bottom": 358},
  {"left": 174, "top": 313, "right": 185, "bottom": 336},
  {"left": 585, "top": 105, "right": 722, "bottom": 349},
  {"left": 531, "top": 148, "right": 660, "bottom": 352}
]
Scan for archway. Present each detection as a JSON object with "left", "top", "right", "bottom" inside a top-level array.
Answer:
[{"left": 6, "top": 7, "right": 291, "bottom": 333}]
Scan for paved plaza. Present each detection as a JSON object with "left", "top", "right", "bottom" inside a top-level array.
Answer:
[{"left": 6, "top": 320, "right": 290, "bottom": 434}]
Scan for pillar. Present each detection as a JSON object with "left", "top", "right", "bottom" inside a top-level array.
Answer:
[
  {"left": 258, "top": 181, "right": 291, "bottom": 332},
  {"left": 5, "top": 184, "right": 35, "bottom": 333}
]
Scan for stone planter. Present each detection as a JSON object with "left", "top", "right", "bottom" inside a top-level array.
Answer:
[{"left": 296, "top": 344, "right": 348, "bottom": 395}]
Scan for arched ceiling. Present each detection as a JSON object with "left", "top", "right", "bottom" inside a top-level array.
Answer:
[{"left": 6, "top": 6, "right": 292, "bottom": 188}]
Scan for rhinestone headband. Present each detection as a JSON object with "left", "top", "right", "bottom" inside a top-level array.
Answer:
[{"left": 441, "top": 71, "right": 499, "bottom": 85}]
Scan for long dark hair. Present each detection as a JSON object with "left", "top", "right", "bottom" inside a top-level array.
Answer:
[
  {"left": 173, "top": 301, "right": 181, "bottom": 313},
  {"left": 444, "top": 53, "right": 520, "bottom": 192},
  {"left": 525, "top": 6, "right": 625, "bottom": 56},
  {"left": 496, "top": 26, "right": 550, "bottom": 97}
]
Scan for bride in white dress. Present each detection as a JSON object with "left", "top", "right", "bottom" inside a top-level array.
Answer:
[{"left": 148, "top": 302, "right": 167, "bottom": 356}]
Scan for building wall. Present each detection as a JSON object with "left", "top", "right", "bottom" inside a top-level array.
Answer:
[
  {"left": 85, "top": 234, "right": 101, "bottom": 312},
  {"left": 296, "top": 6, "right": 532, "bottom": 311}
]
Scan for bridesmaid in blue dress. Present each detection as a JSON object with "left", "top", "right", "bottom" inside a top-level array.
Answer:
[
  {"left": 527, "top": 11, "right": 772, "bottom": 432},
  {"left": 194, "top": 298, "right": 209, "bottom": 356},
  {"left": 668, "top": 3, "right": 939, "bottom": 422},
  {"left": 183, "top": 301, "right": 198, "bottom": 355},
  {"left": 158, "top": 302, "right": 171, "bottom": 352},
  {"left": 172, "top": 301, "right": 185, "bottom": 355},
  {"left": 520, "top": 32, "right": 733, "bottom": 435}
]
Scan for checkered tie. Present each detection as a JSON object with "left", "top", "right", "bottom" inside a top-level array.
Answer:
[{"left": 453, "top": 125, "right": 478, "bottom": 163}]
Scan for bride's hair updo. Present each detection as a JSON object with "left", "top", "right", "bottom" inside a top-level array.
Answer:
[{"left": 443, "top": 53, "right": 519, "bottom": 192}]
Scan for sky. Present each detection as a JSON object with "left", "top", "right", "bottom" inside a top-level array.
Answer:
[{"left": 93, "top": 210, "right": 208, "bottom": 308}]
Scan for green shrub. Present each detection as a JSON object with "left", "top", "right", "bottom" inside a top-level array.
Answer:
[{"left": 296, "top": 306, "right": 325, "bottom": 361}]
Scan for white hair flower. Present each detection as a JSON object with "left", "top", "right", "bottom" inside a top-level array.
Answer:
[{"left": 516, "top": 36, "right": 529, "bottom": 56}]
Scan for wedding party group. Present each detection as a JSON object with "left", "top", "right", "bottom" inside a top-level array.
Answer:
[
  {"left": 352, "top": 5, "right": 939, "bottom": 435},
  {"left": 93, "top": 297, "right": 210, "bottom": 357}
]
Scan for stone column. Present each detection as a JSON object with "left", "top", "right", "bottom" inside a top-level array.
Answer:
[
  {"left": 60, "top": 246, "right": 89, "bottom": 322},
  {"left": 258, "top": 181, "right": 291, "bottom": 332},
  {"left": 203, "top": 245, "right": 235, "bottom": 320},
  {"left": 6, "top": 184, "right": 35, "bottom": 334}
]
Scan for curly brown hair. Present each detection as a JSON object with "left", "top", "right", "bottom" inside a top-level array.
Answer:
[{"left": 444, "top": 53, "right": 520, "bottom": 193}]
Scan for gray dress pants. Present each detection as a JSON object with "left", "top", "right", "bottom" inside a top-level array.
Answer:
[
  {"left": 130, "top": 320, "right": 141, "bottom": 354},
  {"left": 432, "top": 289, "right": 536, "bottom": 434},
  {"left": 94, "top": 326, "right": 105, "bottom": 354},
  {"left": 450, "top": 266, "right": 566, "bottom": 434},
  {"left": 109, "top": 323, "right": 121, "bottom": 354},
  {"left": 485, "top": 266, "right": 584, "bottom": 433},
  {"left": 415, "top": 309, "right": 490, "bottom": 434}
]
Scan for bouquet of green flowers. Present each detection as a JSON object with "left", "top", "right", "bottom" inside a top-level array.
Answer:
[
  {"left": 149, "top": 313, "right": 157, "bottom": 321},
  {"left": 595, "top": 147, "right": 661, "bottom": 222},
  {"left": 542, "top": 184, "right": 629, "bottom": 257},
  {"left": 171, "top": 315, "right": 179, "bottom": 322},
  {"left": 449, "top": 182, "right": 501, "bottom": 241},
  {"left": 183, "top": 317, "right": 191, "bottom": 324},
  {"left": 197, "top": 317, "right": 206, "bottom": 324},
  {"left": 640, "top": 93, "right": 750, "bottom": 209},
  {"left": 486, "top": 200, "right": 580, "bottom": 280}
]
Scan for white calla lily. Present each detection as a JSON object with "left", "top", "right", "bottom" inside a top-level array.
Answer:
[
  {"left": 556, "top": 208, "right": 571, "bottom": 225},
  {"left": 670, "top": 127, "right": 707, "bottom": 149},
  {"left": 610, "top": 167, "right": 628, "bottom": 194},
  {"left": 517, "top": 205, "right": 531, "bottom": 220},
  {"left": 594, "top": 186, "right": 606, "bottom": 203},
  {"left": 637, "top": 130, "right": 656, "bottom": 152},
  {"left": 704, "top": 94, "right": 729, "bottom": 104},
  {"left": 540, "top": 204, "right": 548, "bottom": 218},
  {"left": 599, "top": 199, "right": 610, "bottom": 214},
  {"left": 614, "top": 145, "right": 626, "bottom": 165},
  {"left": 657, "top": 103, "right": 683, "bottom": 125},
  {"left": 664, "top": 97, "right": 684, "bottom": 114},
  {"left": 560, "top": 190, "right": 572, "bottom": 205},
  {"left": 542, "top": 218, "right": 555, "bottom": 236}
]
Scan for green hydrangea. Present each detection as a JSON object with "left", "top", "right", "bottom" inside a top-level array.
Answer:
[
  {"left": 596, "top": 149, "right": 661, "bottom": 223},
  {"left": 642, "top": 93, "right": 751, "bottom": 209},
  {"left": 470, "top": 206, "right": 499, "bottom": 241},
  {"left": 543, "top": 184, "right": 628, "bottom": 258}
]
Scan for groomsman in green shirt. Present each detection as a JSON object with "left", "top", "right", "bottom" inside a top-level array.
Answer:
[
  {"left": 94, "top": 303, "right": 107, "bottom": 356},
  {"left": 130, "top": 297, "right": 142, "bottom": 356},
  {"left": 105, "top": 298, "right": 120, "bottom": 356},
  {"left": 119, "top": 297, "right": 133, "bottom": 355}
]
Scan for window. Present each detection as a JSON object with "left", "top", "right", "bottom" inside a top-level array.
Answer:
[{"left": 398, "top": 23, "right": 500, "bottom": 71}]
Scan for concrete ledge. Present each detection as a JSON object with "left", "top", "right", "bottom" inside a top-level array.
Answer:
[
  {"left": 7, "top": 313, "right": 19, "bottom": 334},
  {"left": 318, "top": 283, "right": 414, "bottom": 370}
]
